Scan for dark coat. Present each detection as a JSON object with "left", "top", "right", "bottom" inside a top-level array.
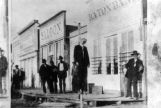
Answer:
[
  {"left": 74, "top": 45, "right": 90, "bottom": 67},
  {"left": 50, "top": 65, "right": 58, "bottom": 82},
  {"left": 0, "top": 56, "right": 8, "bottom": 77},
  {"left": 57, "top": 61, "right": 68, "bottom": 78},
  {"left": 125, "top": 58, "right": 144, "bottom": 80},
  {"left": 13, "top": 69, "right": 20, "bottom": 82},
  {"left": 39, "top": 64, "right": 50, "bottom": 79},
  {"left": 20, "top": 71, "right": 25, "bottom": 81}
]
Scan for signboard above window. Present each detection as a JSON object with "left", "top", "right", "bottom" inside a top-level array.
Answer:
[{"left": 40, "top": 11, "right": 65, "bottom": 46}]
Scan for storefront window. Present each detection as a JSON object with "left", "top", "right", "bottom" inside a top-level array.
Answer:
[
  {"left": 106, "top": 35, "right": 118, "bottom": 75},
  {"left": 106, "top": 38, "right": 111, "bottom": 74},
  {"left": 92, "top": 39, "right": 102, "bottom": 74},
  {"left": 120, "top": 30, "right": 134, "bottom": 74}
]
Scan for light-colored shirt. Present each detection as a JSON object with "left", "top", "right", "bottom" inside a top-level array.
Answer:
[
  {"left": 59, "top": 63, "right": 64, "bottom": 71},
  {"left": 134, "top": 59, "right": 137, "bottom": 67}
]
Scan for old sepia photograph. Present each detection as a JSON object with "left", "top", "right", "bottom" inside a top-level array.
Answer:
[
  {"left": 0, "top": 0, "right": 160, "bottom": 107},
  {"left": 9, "top": 0, "right": 149, "bottom": 108}
]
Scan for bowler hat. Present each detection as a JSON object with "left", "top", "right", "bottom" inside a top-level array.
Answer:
[
  {"left": 59, "top": 56, "right": 63, "bottom": 60},
  {"left": 131, "top": 50, "right": 139, "bottom": 55},
  {"left": 42, "top": 59, "right": 46, "bottom": 63}
]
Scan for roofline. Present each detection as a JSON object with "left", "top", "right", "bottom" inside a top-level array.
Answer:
[
  {"left": 18, "top": 20, "right": 39, "bottom": 35},
  {"left": 39, "top": 10, "right": 66, "bottom": 27}
]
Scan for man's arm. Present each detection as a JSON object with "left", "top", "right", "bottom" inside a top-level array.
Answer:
[
  {"left": 73, "top": 46, "right": 77, "bottom": 62},
  {"left": 86, "top": 47, "right": 90, "bottom": 67},
  {"left": 139, "top": 60, "right": 144, "bottom": 73},
  {"left": 125, "top": 59, "right": 131, "bottom": 69},
  {"left": 74, "top": 46, "right": 79, "bottom": 65}
]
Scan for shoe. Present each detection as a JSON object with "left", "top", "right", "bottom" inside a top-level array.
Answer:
[
  {"left": 84, "top": 91, "right": 87, "bottom": 95},
  {"left": 134, "top": 97, "right": 139, "bottom": 100},
  {"left": 126, "top": 96, "right": 133, "bottom": 99}
]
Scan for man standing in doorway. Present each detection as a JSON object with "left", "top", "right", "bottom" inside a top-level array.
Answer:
[
  {"left": 39, "top": 59, "right": 51, "bottom": 94},
  {"left": 125, "top": 50, "right": 144, "bottom": 99},
  {"left": 0, "top": 48, "right": 8, "bottom": 94},
  {"left": 74, "top": 38, "right": 90, "bottom": 94},
  {"left": 58, "top": 56, "right": 68, "bottom": 93}
]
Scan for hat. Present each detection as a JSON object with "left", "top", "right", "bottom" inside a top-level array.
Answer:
[
  {"left": 58, "top": 56, "right": 63, "bottom": 60},
  {"left": 42, "top": 59, "right": 46, "bottom": 63},
  {"left": 81, "top": 38, "right": 87, "bottom": 43},
  {"left": 131, "top": 50, "right": 139, "bottom": 56}
]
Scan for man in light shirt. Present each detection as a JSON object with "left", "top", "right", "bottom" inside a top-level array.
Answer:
[
  {"left": 125, "top": 50, "right": 144, "bottom": 100},
  {"left": 57, "top": 56, "right": 68, "bottom": 93}
]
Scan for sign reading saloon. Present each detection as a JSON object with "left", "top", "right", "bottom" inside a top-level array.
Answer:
[{"left": 40, "top": 12, "right": 65, "bottom": 46}]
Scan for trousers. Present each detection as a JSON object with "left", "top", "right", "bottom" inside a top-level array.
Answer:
[{"left": 126, "top": 77, "right": 138, "bottom": 98}]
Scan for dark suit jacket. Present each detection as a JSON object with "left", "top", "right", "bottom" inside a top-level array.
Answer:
[
  {"left": 0, "top": 56, "right": 8, "bottom": 77},
  {"left": 74, "top": 45, "right": 90, "bottom": 67},
  {"left": 50, "top": 65, "right": 58, "bottom": 82},
  {"left": 57, "top": 61, "right": 68, "bottom": 78},
  {"left": 39, "top": 64, "right": 50, "bottom": 79},
  {"left": 125, "top": 58, "right": 144, "bottom": 79}
]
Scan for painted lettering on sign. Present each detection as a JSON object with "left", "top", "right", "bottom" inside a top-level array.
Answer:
[
  {"left": 88, "top": 0, "right": 140, "bottom": 22},
  {"left": 40, "top": 14, "right": 64, "bottom": 45},
  {"left": 40, "top": 22, "right": 63, "bottom": 42}
]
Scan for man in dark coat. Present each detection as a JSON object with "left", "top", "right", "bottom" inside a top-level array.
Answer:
[
  {"left": 0, "top": 48, "right": 8, "bottom": 93},
  {"left": 49, "top": 60, "right": 58, "bottom": 93},
  {"left": 74, "top": 38, "right": 90, "bottom": 94},
  {"left": 12, "top": 65, "right": 21, "bottom": 90},
  {"left": 125, "top": 50, "right": 144, "bottom": 99},
  {"left": 57, "top": 56, "right": 68, "bottom": 93},
  {"left": 20, "top": 68, "right": 25, "bottom": 89},
  {"left": 39, "top": 59, "right": 51, "bottom": 94}
]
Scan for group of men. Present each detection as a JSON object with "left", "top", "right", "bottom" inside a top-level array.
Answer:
[
  {"left": 39, "top": 56, "right": 68, "bottom": 94},
  {"left": 38, "top": 37, "right": 90, "bottom": 94},
  {"left": 12, "top": 65, "right": 25, "bottom": 90},
  {"left": 38, "top": 37, "right": 144, "bottom": 100}
]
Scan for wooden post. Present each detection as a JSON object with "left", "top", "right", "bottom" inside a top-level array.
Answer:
[{"left": 141, "top": 0, "right": 147, "bottom": 102}]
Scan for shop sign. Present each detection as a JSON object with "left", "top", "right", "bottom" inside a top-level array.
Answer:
[
  {"left": 40, "top": 13, "right": 65, "bottom": 45},
  {"left": 88, "top": 0, "right": 141, "bottom": 22}
]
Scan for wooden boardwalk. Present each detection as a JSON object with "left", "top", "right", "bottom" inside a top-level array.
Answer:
[{"left": 19, "top": 89, "right": 145, "bottom": 107}]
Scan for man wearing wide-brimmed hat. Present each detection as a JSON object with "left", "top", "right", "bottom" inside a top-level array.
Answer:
[
  {"left": 57, "top": 56, "right": 68, "bottom": 93},
  {"left": 39, "top": 59, "right": 51, "bottom": 94},
  {"left": 0, "top": 48, "right": 8, "bottom": 94},
  {"left": 74, "top": 37, "right": 90, "bottom": 94},
  {"left": 125, "top": 50, "right": 144, "bottom": 100}
]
